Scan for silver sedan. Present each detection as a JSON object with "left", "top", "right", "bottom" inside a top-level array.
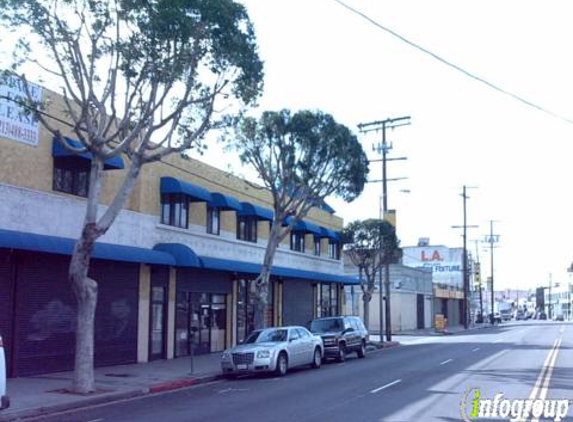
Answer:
[{"left": 221, "top": 326, "right": 324, "bottom": 377}]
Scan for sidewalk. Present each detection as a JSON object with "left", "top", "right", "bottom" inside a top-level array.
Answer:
[
  {"left": 0, "top": 339, "right": 401, "bottom": 422},
  {"left": 0, "top": 353, "right": 222, "bottom": 422}
]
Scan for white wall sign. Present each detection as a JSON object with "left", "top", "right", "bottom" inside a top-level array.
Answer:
[
  {"left": 0, "top": 76, "right": 42, "bottom": 146},
  {"left": 402, "top": 246, "right": 463, "bottom": 286}
]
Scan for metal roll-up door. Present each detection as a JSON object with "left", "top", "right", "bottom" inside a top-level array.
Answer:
[
  {"left": 16, "top": 252, "right": 139, "bottom": 376},
  {"left": 282, "top": 279, "right": 314, "bottom": 326},
  {"left": 91, "top": 260, "right": 139, "bottom": 367},
  {"left": 16, "top": 252, "right": 75, "bottom": 376},
  {"left": 0, "top": 250, "right": 15, "bottom": 377}
]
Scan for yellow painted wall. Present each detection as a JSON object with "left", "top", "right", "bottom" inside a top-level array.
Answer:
[
  {"left": 0, "top": 84, "right": 343, "bottom": 232},
  {"left": 189, "top": 202, "right": 207, "bottom": 227},
  {"left": 220, "top": 210, "right": 237, "bottom": 234}
]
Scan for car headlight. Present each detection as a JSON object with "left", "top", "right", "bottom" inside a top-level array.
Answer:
[{"left": 256, "top": 350, "right": 271, "bottom": 359}]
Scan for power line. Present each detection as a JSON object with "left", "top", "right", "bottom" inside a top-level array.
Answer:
[{"left": 332, "top": 0, "right": 573, "bottom": 126}]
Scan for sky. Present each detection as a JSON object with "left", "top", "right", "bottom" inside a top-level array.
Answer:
[
  {"left": 3, "top": 1, "right": 572, "bottom": 292},
  {"left": 221, "top": 0, "right": 573, "bottom": 291}
]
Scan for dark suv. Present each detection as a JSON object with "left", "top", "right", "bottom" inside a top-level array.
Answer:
[{"left": 309, "top": 316, "right": 369, "bottom": 362}]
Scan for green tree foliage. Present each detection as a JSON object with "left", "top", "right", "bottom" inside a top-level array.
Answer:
[
  {"left": 342, "top": 219, "right": 401, "bottom": 329},
  {"left": 234, "top": 109, "right": 370, "bottom": 329},
  {"left": 0, "top": 0, "right": 263, "bottom": 393}
]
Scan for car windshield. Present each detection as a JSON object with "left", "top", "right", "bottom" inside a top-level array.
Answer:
[
  {"left": 309, "top": 318, "right": 343, "bottom": 333},
  {"left": 243, "top": 329, "right": 288, "bottom": 344}
]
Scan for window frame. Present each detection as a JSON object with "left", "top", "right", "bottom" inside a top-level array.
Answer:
[
  {"left": 160, "top": 193, "right": 190, "bottom": 229},
  {"left": 206, "top": 205, "right": 221, "bottom": 235},
  {"left": 52, "top": 157, "right": 91, "bottom": 197},
  {"left": 290, "top": 231, "right": 306, "bottom": 253},
  {"left": 313, "top": 236, "right": 321, "bottom": 256},
  {"left": 328, "top": 241, "right": 341, "bottom": 260},
  {"left": 237, "top": 215, "right": 258, "bottom": 243}
]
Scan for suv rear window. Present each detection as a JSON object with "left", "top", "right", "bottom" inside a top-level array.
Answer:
[{"left": 310, "top": 318, "right": 343, "bottom": 333}]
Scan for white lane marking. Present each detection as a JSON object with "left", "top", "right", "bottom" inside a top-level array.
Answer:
[
  {"left": 439, "top": 359, "right": 453, "bottom": 365},
  {"left": 528, "top": 339, "right": 559, "bottom": 400},
  {"left": 493, "top": 339, "right": 503, "bottom": 343},
  {"left": 370, "top": 379, "right": 402, "bottom": 393},
  {"left": 472, "top": 347, "right": 480, "bottom": 352},
  {"left": 86, "top": 419, "right": 104, "bottom": 422},
  {"left": 531, "top": 339, "right": 562, "bottom": 422}
]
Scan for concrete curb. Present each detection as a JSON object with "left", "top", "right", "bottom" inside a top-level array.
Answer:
[
  {"left": 0, "top": 374, "right": 223, "bottom": 422},
  {"left": 367, "top": 341, "right": 401, "bottom": 351}
]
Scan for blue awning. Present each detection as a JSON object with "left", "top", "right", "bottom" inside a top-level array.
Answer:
[
  {"left": 52, "top": 137, "right": 125, "bottom": 170},
  {"left": 209, "top": 193, "right": 243, "bottom": 212},
  {"left": 283, "top": 216, "right": 322, "bottom": 235},
  {"left": 160, "top": 177, "right": 212, "bottom": 202},
  {"left": 0, "top": 229, "right": 175, "bottom": 265},
  {"left": 319, "top": 227, "right": 340, "bottom": 241},
  {"left": 200, "top": 256, "right": 262, "bottom": 274},
  {"left": 237, "top": 202, "right": 274, "bottom": 221},
  {"left": 199, "top": 255, "right": 356, "bottom": 284},
  {"left": 153, "top": 243, "right": 201, "bottom": 267}
]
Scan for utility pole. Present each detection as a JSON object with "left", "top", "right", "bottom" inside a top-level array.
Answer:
[
  {"left": 452, "top": 186, "right": 478, "bottom": 329},
  {"left": 358, "top": 116, "right": 410, "bottom": 342},
  {"left": 548, "top": 273, "right": 553, "bottom": 320},
  {"left": 484, "top": 220, "right": 500, "bottom": 325},
  {"left": 474, "top": 240, "right": 484, "bottom": 321}
]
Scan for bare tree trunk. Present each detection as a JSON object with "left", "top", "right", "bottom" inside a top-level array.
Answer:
[
  {"left": 69, "top": 232, "right": 98, "bottom": 394},
  {"left": 362, "top": 292, "right": 371, "bottom": 330},
  {"left": 69, "top": 158, "right": 141, "bottom": 393},
  {"left": 254, "top": 220, "right": 281, "bottom": 329}
]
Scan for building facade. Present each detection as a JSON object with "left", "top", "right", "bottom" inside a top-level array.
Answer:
[
  {"left": 343, "top": 261, "right": 434, "bottom": 333},
  {"left": 402, "top": 243, "right": 464, "bottom": 327},
  {"left": 0, "top": 80, "right": 354, "bottom": 377}
]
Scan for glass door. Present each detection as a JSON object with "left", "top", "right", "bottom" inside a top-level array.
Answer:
[
  {"left": 175, "top": 291, "right": 190, "bottom": 357},
  {"left": 149, "top": 284, "right": 167, "bottom": 360}
]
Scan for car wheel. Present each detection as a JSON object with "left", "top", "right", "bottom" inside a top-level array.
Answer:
[
  {"left": 311, "top": 347, "right": 322, "bottom": 369},
  {"left": 275, "top": 352, "right": 288, "bottom": 376},
  {"left": 357, "top": 340, "right": 366, "bottom": 358},
  {"left": 337, "top": 343, "right": 346, "bottom": 362}
]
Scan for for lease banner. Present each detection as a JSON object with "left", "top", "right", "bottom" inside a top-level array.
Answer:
[{"left": 0, "top": 76, "right": 42, "bottom": 146}]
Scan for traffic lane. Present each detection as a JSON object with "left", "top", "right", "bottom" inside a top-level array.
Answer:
[
  {"left": 289, "top": 322, "right": 561, "bottom": 422},
  {"left": 30, "top": 329, "right": 531, "bottom": 422},
  {"left": 545, "top": 323, "right": 572, "bottom": 402},
  {"left": 370, "top": 321, "right": 567, "bottom": 422}
]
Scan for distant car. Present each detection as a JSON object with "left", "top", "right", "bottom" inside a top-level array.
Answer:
[
  {"left": 309, "top": 316, "right": 369, "bottom": 362},
  {"left": 554, "top": 314, "right": 564, "bottom": 321},
  {"left": 0, "top": 335, "right": 9, "bottom": 410},
  {"left": 220, "top": 326, "right": 323, "bottom": 378},
  {"left": 489, "top": 313, "right": 502, "bottom": 324}
]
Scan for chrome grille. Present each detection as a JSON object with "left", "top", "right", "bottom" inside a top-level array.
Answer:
[{"left": 232, "top": 352, "right": 254, "bottom": 365}]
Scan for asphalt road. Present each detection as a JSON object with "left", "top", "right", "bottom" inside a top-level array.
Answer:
[{"left": 30, "top": 321, "right": 572, "bottom": 422}]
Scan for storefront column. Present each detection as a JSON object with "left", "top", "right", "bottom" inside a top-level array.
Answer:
[
  {"left": 277, "top": 281, "right": 283, "bottom": 326},
  {"left": 166, "top": 267, "right": 177, "bottom": 359},
  {"left": 137, "top": 264, "right": 151, "bottom": 363},
  {"left": 228, "top": 280, "right": 235, "bottom": 347}
]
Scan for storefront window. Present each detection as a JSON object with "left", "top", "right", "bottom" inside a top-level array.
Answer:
[
  {"left": 206, "top": 206, "right": 220, "bottom": 235},
  {"left": 317, "top": 283, "right": 339, "bottom": 317},
  {"left": 175, "top": 291, "right": 227, "bottom": 356},
  {"left": 236, "top": 279, "right": 273, "bottom": 343}
]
